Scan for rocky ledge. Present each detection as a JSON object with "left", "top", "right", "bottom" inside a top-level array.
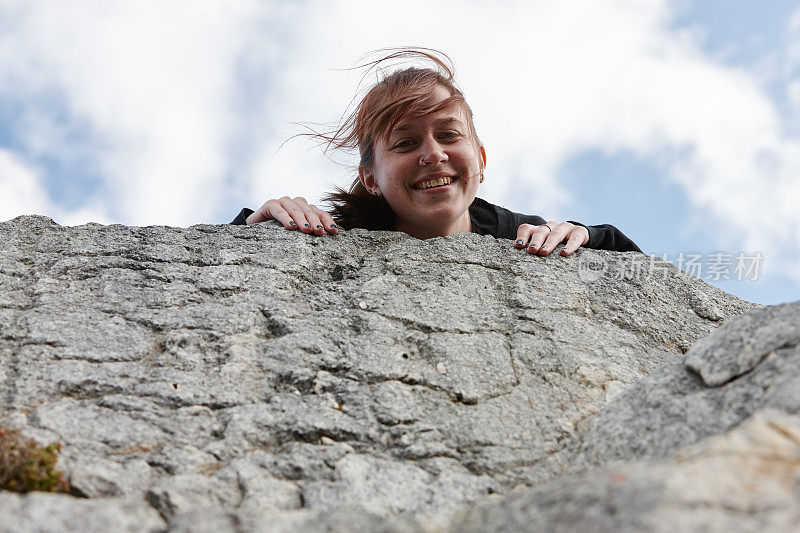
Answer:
[{"left": 1, "top": 216, "right": 797, "bottom": 532}]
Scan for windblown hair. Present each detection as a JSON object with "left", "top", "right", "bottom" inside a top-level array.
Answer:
[{"left": 313, "top": 48, "right": 480, "bottom": 230}]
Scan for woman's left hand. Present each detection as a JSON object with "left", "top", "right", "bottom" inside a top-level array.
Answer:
[{"left": 513, "top": 221, "right": 589, "bottom": 256}]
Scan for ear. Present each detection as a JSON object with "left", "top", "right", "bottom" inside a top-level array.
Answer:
[{"left": 359, "top": 166, "right": 381, "bottom": 196}]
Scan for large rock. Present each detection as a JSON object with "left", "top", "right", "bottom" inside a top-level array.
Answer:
[
  {"left": 576, "top": 300, "right": 800, "bottom": 468},
  {"left": 450, "top": 409, "right": 800, "bottom": 533},
  {"left": 457, "top": 299, "right": 800, "bottom": 533},
  {"left": 0, "top": 215, "right": 769, "bottom": 531}
]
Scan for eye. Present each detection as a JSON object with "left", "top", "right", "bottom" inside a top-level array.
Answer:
[
  {"left": 391, "top": 139, "right": 415, "bottom": 150},
  {"left": 438, "top": 130, "right": 461, "bottom": 141}
]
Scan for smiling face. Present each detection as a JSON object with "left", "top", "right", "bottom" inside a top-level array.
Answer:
[{"left": 359, "top": 84, "right": 487, "bottom": 239}]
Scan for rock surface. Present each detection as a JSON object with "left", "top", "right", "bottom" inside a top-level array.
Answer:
[
  {"left": 1, "top": 215, "right": 790, "bottom": 532},
  {"left": 576, "top": 300, "right": 800, "bottom": 469},
  {"left": 451, "top": 409, "right": 800, "bottom": 533}
]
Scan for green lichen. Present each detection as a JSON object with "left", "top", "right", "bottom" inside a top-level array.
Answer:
[{"left": 0, "top": 426, "right": 69, "bottom": 493}]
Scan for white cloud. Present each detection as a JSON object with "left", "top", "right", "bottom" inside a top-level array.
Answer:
[
  {"left": 0, "top": 148, "right": 109, "bottom": 225},
  {"left": 0, "top": 149, "right": 52, "bottom": 219},
  {"left": 0, "top": 0, "right": 265, "bottom": 226}
]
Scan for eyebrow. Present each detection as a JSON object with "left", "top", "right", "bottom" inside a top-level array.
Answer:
[{"left": 392, "top": 116, "right": 465, "bottom": 133}]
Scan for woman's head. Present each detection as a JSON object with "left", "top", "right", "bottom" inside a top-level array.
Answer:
[
  {"left": 322, "top": 49, "right": 486, "bottom": 235},
  {"left": 359, "top": 82, "right": 486, "bottom": 238},
  {"left": 351, "top": 55, "right": 481, "bottom": 169}
]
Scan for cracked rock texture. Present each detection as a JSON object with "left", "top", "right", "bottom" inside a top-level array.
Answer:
[
  {"left": 1, "top": 215, "right": 790, "bottom": 532},
  {"left": 451, "top": 409, "right": 800, "bottom": 532}
]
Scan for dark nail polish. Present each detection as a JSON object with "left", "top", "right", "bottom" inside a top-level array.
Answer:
[
  {"left": 330, "top": 224, "right": 337, "bottom": 229},
  {"left": 289, "top": 221, "right": 296, "bottom": 227},
  {"left": 316, "top": 225, "right": 322, "bottom": 229},
  {"left": 515, "top": 239, "right": 523, "bottom": 245},
  {"left": 304, "top": 224, "right": 310, "bottom": 228},
  {"left": 528, "top": 244, "right": 538, "bottom": 249}
]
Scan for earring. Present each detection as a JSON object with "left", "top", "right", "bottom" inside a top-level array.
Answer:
[{"left": 479, "top": 173, "right": 484, "bottom": 183}]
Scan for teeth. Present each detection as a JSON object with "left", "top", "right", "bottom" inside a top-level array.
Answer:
[{"left": 418, "top": 177, "right": 452, "bottom": 189}]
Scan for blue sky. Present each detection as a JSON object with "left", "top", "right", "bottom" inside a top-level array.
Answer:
[{"left": 1, "top": 0, "right": 799, "bottom": 305}]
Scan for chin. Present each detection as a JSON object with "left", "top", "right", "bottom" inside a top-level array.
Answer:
[{"left": 419, "top": 206, "right": 464, "bottom": 223}]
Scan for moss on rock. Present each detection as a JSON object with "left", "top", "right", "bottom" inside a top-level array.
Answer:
[{"left": 0, "top": 426, "right": 69, "bottom": 493}]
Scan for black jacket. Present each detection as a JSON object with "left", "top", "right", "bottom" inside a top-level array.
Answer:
[{"left": 230, "top": 196, "right": 641, "bottom": 252}]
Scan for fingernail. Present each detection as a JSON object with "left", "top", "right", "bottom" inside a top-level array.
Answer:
[
  {"left": 330, "top": 224, "right": 337, "bottom": 229},
  {"left": 289, "top": 221, "right": 296, "bottom": 227},
  {"left": 304, "top": 224, "right": 310, "bottom": 228},
  {"left": 515, "top": 239, "right": 523, "bottom": 245},
  {"left": 316, "top": 225, "right": 322, "bottom": 229},
  {"left": 528, "top": 244, "right": 538, "bottom": 249}
]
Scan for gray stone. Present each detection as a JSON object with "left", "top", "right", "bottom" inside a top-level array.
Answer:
[
  {"left": 685, "top": 301, "right": 800, "bottom": 386},
  {"left": 0, "top": 215, "right": 769, "bottom": 530},
  {"left": 449, "top": 409, "right": 800, "bottom": 533},
  {"left": 0, "top": 493, "right": 165, "bottom": 533},
  {"left": 577, "top": 301, "right": 800, "bottom": 468}
]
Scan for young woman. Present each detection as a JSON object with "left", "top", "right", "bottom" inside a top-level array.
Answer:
[{"left": 232, "top": 50, "right": 640, "bottom": 255}]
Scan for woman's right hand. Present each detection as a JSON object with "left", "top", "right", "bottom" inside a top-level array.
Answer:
[{"left": 246, "top": 196, "right": 338, "bottom": 235}]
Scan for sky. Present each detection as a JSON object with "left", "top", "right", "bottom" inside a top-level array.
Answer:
[{"left": 0, "top": 0, "right": 798, "bottom": 305}]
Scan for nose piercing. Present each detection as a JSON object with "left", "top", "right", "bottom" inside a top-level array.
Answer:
[{"left": 420, "top": 157, "right": 430, "bottom": 166}]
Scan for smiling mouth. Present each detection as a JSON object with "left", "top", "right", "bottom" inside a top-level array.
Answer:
[{"left": 415, "top": 176, "right": 457, "bottom": 190}]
